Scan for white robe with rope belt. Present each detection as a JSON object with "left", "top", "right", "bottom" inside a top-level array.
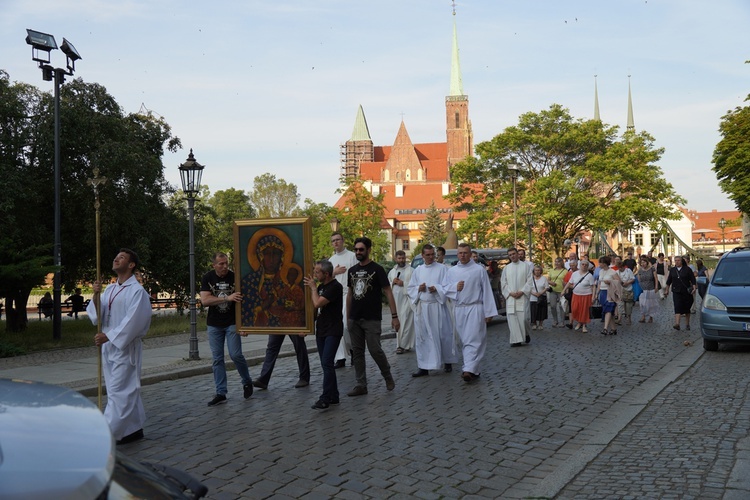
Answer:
[
  {"left": 407, "top": 262, "right": 457, "bottom": 370},
  {"left": 443, "top": 260, "right": 498, "bottom": 375},
  {"left": 501, "top": 261, "right": 533, "bottom": 345},
  {"left": 388, "top": 264, "right": 416, "bottom": 351},
  {"left": 87, "top": 275, "right": 152, "bottom": 440}
]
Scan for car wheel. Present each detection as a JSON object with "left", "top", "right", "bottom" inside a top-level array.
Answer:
[{"left": 703, "top": 339, "right": 719, "bottom": 351}]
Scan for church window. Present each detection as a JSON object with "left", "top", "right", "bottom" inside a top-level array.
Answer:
[
  {"left": 402, "top": 240, "right": 410, "bottom": 250},
  {"left": 455, "top": 111, "right": 460, "bottom": 128},
  {"left": 635, "top": 233, "right": 643, "bottom": 246}
]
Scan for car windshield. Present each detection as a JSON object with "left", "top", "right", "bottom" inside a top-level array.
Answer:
[{"left": 712, "top": 259, "right": 750, "bottom": 286}]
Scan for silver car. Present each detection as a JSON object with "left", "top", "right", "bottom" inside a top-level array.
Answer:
[{"left": 0, "top": 378, "right": 207, "bottom": 499}]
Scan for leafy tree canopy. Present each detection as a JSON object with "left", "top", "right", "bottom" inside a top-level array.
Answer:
[
  {"left": 447, "top": 104, "right": 685, "bottom": 260},
  {"left": 335, "top": 177, "right": 390, "bottom": 262},
  {"left": 248, "top": 173, "right": 300, "bottom": 218},
  {"left": 713, "top": 91, "right": 750, "bottom": 215}
]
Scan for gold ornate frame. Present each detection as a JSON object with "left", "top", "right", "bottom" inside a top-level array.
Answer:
[{"left": 233, "top": 217, "right": 314, "bottom": 335}]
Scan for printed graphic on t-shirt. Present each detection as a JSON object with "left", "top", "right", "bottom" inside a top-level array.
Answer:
[
  {"left": 351, "top": 270, "right": 374, "bottom": 300},
  {"left": 211, "top": 281, "right": 234, "bottom": 314}
]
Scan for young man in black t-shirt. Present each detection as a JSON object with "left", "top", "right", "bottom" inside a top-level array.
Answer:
[
  {"left": 200, "top": 252, "right": 253, "bottom": 406},
  {"left": 345, "top": 237, "right": 400, "bottom": 397},
  {"left": 304, "top": 259, "right": 343, "bottom": 409}
]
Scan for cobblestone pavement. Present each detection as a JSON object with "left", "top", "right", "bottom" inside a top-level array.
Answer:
[{"left": 112, "top": 301, "right": 749, "bottom": 499}]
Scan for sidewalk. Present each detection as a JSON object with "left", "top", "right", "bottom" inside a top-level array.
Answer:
[{"left": 0, "top": 312, "right": 396, "bottom": 397}]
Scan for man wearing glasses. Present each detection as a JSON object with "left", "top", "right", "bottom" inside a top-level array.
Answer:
[{"left": 329, "top": 232, "right": 357, "bottom": 368}]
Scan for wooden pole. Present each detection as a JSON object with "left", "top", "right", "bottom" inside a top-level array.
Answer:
[{"left": 88, "top": 169, "right": 107, "bottom": 411}]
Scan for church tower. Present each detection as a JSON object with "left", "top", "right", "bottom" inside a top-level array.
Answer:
[
  {"left": 446, "top": 6, "right": 473, "bottom": 169},
  {"left": 340, "top": 104, "right": 374, "bottom": 179}
]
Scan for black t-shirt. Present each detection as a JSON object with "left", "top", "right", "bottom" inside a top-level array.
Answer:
[
  {"left": 348, "top": 261, "right": 390, "bottom": 321},
  {"left": 201, "top": 269, "right": 236, "bottom": 327},
  {"left": 316, "top": 279, "right": 343, "bottom": 337}
]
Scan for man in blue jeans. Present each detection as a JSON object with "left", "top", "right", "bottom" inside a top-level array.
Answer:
[
  {"left": 304, "top": 259, "right": 343, "bottom": 409},
  {"left": 200, "top": 252, "right": 253, "bottom": 406}
]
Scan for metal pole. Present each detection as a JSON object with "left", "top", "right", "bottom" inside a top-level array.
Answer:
[
  {"left": 88, "top": 168, "right": 107, "bottom": 411},
  {"left": 528, "top": 222, "right": 533, "bottom": 262},
  {"left": 52, "top": 68, "right": 62, "bottom": 340},
  {"left": 512, "top": 176, "right": 518, "bottom": 246},
  {"left": 188, "top": 195, "right": 199, "bottom": 360}
]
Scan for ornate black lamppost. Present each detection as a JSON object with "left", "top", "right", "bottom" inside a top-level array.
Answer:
[
  {"left": 718, "top": 217, "right": 727, "bottom": 254},
  {"left": 508, "top": 165, "right": 520, "bottom": 246},
  {"left": 179, "top": 149, "right": 204, "bottom": 360},
  {"left": 526, "top": 212, "right": 534, "bottom": 261}
]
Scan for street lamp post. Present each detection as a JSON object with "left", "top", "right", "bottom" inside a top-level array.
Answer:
[
  {"left": 26, "top": 30, "right": 81, "bottom": 340},
  {"left": 330, "top": 216, "right": 340, "bottom": 233},
  {"left": 718, "top": 217, "right": 727, "bottom": 254},
  {"left": 179, "top": 149, "right": 204, "bottom": 361},
  {"left": 525, "top": 212, "right": 534, "bottom": 262},
  {"left": 508, "top": 165, "right": 520, "bottom": 246}
]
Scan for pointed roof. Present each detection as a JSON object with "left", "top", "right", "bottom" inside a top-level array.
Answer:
[
  {"left": 350, "top": 104, "right": 372, "bottom": 142},
  {"left": 449, "top": 9, "right": 464, "bottom": 97},
  {"left": 593, "top": 75, "right": 601, "bottom": 122},
  {"left": 626, "top": 75, "right": 635, "bottom": 131},
  {"left": 385, "top": 121, "right": 423, "bottom": 173}
]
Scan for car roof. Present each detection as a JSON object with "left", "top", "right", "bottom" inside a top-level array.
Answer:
[{"left": 0, "top": 378, "right": 114, "bottom": 499}]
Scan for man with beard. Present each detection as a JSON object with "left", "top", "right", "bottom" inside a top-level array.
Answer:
[
  {"left": 388, "top": 250, "right": 415, "bottom": 355},
  {"left": 501, "top": 247, "right": 533, "bottom": 346}
]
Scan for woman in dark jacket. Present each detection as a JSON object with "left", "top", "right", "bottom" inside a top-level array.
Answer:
[{"left": 664, "top": 255, "right": 697, "bottom": 331}]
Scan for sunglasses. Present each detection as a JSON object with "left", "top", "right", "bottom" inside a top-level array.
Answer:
[{"left": 354, "top": 247, "right": 367, "bottom": 253}]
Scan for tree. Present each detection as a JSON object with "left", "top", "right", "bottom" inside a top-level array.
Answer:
[
  {"left": 335, "top": 177, "right": 390, "bottom": 262},
  {"left": 713, "top": 93, "right": 750, "bottom": 215},
  {"left": 248, "top": 173, "right": 300, "bottom": 218},
  {"left": 203, "top": 188, "right": 256, "bottom": 258},
  {"left": 447, "top": 104, "right": 685, "bottom": 260},
  {"left": 421, "top": 201, "right": 446, "bottom": 246},
  {"left": 299, "top": 199, "right": 336, "bottom": 261},
  {"left": 0, "top": 73, "right": 185, "bottom": 332}
]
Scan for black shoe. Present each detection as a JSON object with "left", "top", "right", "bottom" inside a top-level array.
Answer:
[
  {"left": 412, "top": 369, "right": 429, "bottom": 377},
  {"left": 334, "top": 359, "right": 346, "bottom": 369},
  {"left": 686, "top": 324, "right": 691, "bottom": 331},
  {"left": 295, "top": 379, "right": 309, "bottom": 388},
  {"left": 311, "top": 400, "right": 329, "bottom": 410},
  {"left": 525, "top": 334, "right": 531, "bottom": 344},
  {"left": 330, "top": 400, "right": 340, "bottom": 405},
  {"left": 511, "top": 342, "right": 524, "bottom": 347},
  {"left": 116, "top": 429, "right": 144, "bottom": 445},
  {"left": 253, "top": 380, "right": 268, "bottom": 390},
  {"left": 243, "top": 383, "right": 253, "bottom": 399},
  {"left": 444, "top": 363, "right": 452, "bottom": 373},
  {"left": 566, "top": 323, "right": 573, "bottom": 330},
  {"left": 207, "top": 394, "right": 227, "bottom": 407}
]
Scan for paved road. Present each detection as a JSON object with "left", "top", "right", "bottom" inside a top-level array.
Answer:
[{"left": 107, "top": 300, "right": 750, "bottom": 499}]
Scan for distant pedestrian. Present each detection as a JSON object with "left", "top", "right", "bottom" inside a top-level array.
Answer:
[
  {"left": 388, "top": 250, "right": 415, "bottom": 354},
  {"left": 502, "top": 247, "right": 532, "bottom": 345},
  {"left": 616, "top": 257, "right": 636, "bottom": 325},
  {"left": 664, "top": 255, "right": 697, "bottom": 331},
  {"left": 655, "top": 253, "right": 669, "bottom": 299},
  {"left": 595, "top": 256, "right": 621, "bottom": 336},
  {"left": 200, "top": 252, "right": 253, "bottom": 407},
  {"left": 304, "top": 260, "right": 343, "bottom": 410},
  {"left": 65, "top": 288, "right": 85, "bottom": 319},
  {"left": 547, "top": 257, "right": 567, "bottom": 327},
  {"left": 530, "top": 264, "right": 549, "bottom": 330},
  {"left": 696, "top": 259, "right": 710, "bottom": 299},
  {"left": 88, "top": 248, "right": 151, "bottom": 445},
  {"left": 346, "top": 237, "right": 399, "bottom": 397},
  {"left": 39, "top": 292, "right": 53, "bottom": 318},
  {"left": 445, "top": 243, "right": 498, "bottom": 381},
  {"left": 564, "top": 260, "right": 595, "bottom": 333},
  {"left": 636, "top": 256, "right": 659, "bottom": 323}
]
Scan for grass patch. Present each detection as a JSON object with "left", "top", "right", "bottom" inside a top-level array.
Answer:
[{"left": 0, "top": 312, "right": 207, "bottom": 357}]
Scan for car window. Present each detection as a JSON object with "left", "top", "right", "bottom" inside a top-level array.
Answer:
[{"left": 712, "top": 258, "right": 750, "bottom": 286}]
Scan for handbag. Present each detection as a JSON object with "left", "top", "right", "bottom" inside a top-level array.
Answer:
[
  {"left": 589, "top": 299, "right": 603, "bottom": 319},
  {"left": 534, "top": 279, "right": 548, "bottom": 307}
]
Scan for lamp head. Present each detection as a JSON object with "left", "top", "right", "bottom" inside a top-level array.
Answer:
[
  {"left": 26, "top": 29, "right": 57, "bottom": 65},
  {"left": 60, "top": 38, "right": 81, "bottom": 72}
]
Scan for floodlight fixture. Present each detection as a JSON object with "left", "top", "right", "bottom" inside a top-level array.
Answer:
[
  {"left": 60, "top": 37, "right": 82, "bottom": 72},
  {"left": 26, "top": 29, "right": 58, "bottom": 65}
]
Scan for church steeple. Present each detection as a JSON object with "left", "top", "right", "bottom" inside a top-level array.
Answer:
[
  {"left": 626, "top": 75, "right": 635, "bottom": 131},
  {"left": 446, "top": 3, "right": 472, "bottom": 168},
  {"left": 593, "top": 75, "right": 601, "bottom": 122},
  {"left": 340, "top": 104, "right": 374, "bottom": 180}
]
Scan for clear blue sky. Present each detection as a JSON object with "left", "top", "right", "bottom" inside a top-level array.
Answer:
[{"left": 3, "top": 0, "right": 748, "bottom": 212}]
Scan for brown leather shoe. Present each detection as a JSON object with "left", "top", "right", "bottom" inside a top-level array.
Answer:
[
  {"left": 385, "top": 376, "right": 395, "bottom": 391},
  {"left": 347, "top": 386, "right": 368, "bottom": 397}
]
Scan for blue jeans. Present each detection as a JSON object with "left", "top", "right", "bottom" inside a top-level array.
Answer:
[
  {"left": 256, "top": 335, "right": 310, "bottom": 386},
  {"left": 316, "top": 335, "right": 340, "bottom": 403},
  {"left": 208, "top": 324, "right": 252, "bottom": 396}
]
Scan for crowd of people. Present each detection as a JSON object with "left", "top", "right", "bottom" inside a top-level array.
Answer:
[{"left": 91, "top": 239, "right": 703, "bottom": 445}]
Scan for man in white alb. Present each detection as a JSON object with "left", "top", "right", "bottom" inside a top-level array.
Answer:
[
  {"left": 88, "top": 248, "right": 152, "bottom": 445},
  {"left": 330, "top": 232, "right": 357, "bottom": 368},
  {"left": 501, "top": 247, "right": 533, "bottom": 347},
  {"left": 443, "top": 243, "right": 498, "bottom": 382},
  {"left": 388, "top": 250, "right": 415, "bottom": 354},
  {"left": 407, "top": 244, "right": 458, "bottom": 377}
]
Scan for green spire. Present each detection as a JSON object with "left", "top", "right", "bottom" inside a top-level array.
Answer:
[{"left": 350, "top": 104, "right": 372, "bottom": 141}]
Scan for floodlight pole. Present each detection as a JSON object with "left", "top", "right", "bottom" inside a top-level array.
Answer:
[{"left": 51, "top": 68, "right": 63, "bottom": 340}]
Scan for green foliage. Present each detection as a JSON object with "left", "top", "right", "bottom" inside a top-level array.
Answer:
[
  {"left": 447, "top": 104, "right": 685, "bottom": 259},
  {"left": 335, "top": 177, "right": 390, "bottom": 261},
  {"left": 248, "top": 173, "right": 301, "bottom": 218},
  {"left": 202, "top": 188, "right": 256, "bottom": 259},
  {"left": 300, "top": 199, "right": 336, "bottom": 261},
  {"left": 421, "top": 201, "right": 446, "bottom": 246},
  {"left": 713, "top": 92, "right": 750, "bottom": 214}
]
